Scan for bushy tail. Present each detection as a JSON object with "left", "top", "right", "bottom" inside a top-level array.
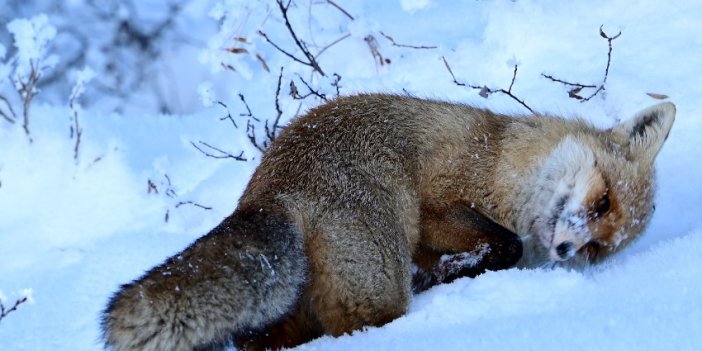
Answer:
[{"left": 101, "top": 208, "right": 307, "bottom": 351}]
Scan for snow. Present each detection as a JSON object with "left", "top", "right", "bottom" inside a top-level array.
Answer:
[{"left": 1, "top": 1, "right": 702, "bottom": 350}]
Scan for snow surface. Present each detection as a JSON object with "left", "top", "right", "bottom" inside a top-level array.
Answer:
[{"left": 2, "top": 0, "right": 702, "bottom": 350}]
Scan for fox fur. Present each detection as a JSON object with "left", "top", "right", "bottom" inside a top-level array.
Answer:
[{"left": 102, "top": 94, "right": 675, "bottom": 350}]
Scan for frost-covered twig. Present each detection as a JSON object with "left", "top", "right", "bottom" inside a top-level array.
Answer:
[
  {"left": 443, "top": 56, "right": 535, "bottom": 114},
  {"left": 542, "top": 26, "right": 622, "bottom": 102},
  {"left": 68, "top": 68, "right": 95, "bottom": 162},
  {"left": 3, "top": 15, "right": 59, "bottom": 141},
  {"left": 17, "top": 60, "right": 42, "bottom": 140}
]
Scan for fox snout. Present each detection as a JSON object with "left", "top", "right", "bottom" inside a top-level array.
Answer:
[
  {"left": 548, "top": 230, "right": 601, "bottom": 262},
  {"left": 548, "top": 216, "right": 593, "bottom": 262}
]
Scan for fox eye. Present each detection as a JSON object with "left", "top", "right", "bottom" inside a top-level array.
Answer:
[{"left": 594, "top": 193, "right": 610, "bottom": 218}]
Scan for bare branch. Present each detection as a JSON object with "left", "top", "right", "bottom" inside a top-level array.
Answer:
[
  {"left": 147, "top": 179, "right": 159, "bottom": 194},
  {"left": 542, "top": 25, "right": 621, "bottom": 102},
  {"left": 291, "top": 74, "right": 327, "bottom": 101},
  {"left": 216, "top": 101, "right": 238, "bottom": 128},
  {"left": 331, "top": 73, "right": 342, "bottom": 97},
  {"left": 16, "top": 60, "right": 42, "bottom": 141},
  {"left": 380, "top": 31, "right": 437, "bottom": 50},
  {"left": 541, "top": 74, "right": 597, "bottom": 88},
  {"left": 326, "top": 0, "right": 355, "bottom": 20},
  {"left": 237, "top": 94, "right": 259, "bottom": 121},
  {"left": 266, "top": 67, "right": 285, "bottom": 144},
  {"left": 259, "top": 0, "right": 326, "bottom": 76},
  {"left": 163, "top": 174, "right": 177, "bottom": 198},
  {"left": 0, "top": 95, "right": 17, "bottom": 124},
  {"left": 315, "top": 33, "right": 351, "bottom": 59},
  {"left": 257, "top": 30, "right": 313, "bottom": 68},
  {"left": 443, "top": 57, "right": 534, "bottom": 114},
  {"left": 153, "top": 173, "right": 213, "bottom": 222},
  {"left": 190, "top": 141, "right": 247, "bottom": 161},
  {"left": 442, "top": 56, "right": 466, "bottom": 87},
  {"left": 175, "top": 201, "right": 213, "bottom": 211},
  {"left": 0, "top": 296, "right": 28, "bottom": 322},
  {"left": 68, "top": 90, "right": 83, "bottom": 163},
  {"left": 246, "top": 120, "right": 267, "bottom": 153}
]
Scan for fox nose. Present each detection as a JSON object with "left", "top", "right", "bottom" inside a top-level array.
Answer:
[{"left": 556, "top": 242, "right": 573, "bottom": 259}]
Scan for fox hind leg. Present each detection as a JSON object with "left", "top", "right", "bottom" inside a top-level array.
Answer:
[{"left": 306, "top": 210, "right": 413, "bottom": 336}]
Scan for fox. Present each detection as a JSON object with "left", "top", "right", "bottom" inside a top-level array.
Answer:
[{"left": 102, "top": 94, "right": 675, "bottom": 351}]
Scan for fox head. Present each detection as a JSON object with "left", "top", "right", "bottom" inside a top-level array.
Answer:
[{"left": 520, "top": 102, "right": 675, "bottom": 267}]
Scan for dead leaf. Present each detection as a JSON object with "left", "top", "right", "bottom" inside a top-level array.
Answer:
[
  {"left": 479, "top": 86, "right": 490, "bottom": 98},
  {"left": 646, "top": 92, "right": 669, "bottom": 100},
  {"left": 227, "top": 47, "right": 249, "bottom": 54},
  {"left": 568, "top": 87, "right": 584, "bottom": 100}
]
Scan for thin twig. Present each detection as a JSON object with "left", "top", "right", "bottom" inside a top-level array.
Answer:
[
  {"left": 260, "top": 0, "right": 325, "bottom": 76},
  {"left": 326, "top": 0, "right": 354, "bottom": 20},
  {"left": 581, "top": 26, "right": 621, "bottom": 101},
  {"left": 175, "top": 201, "right": 213, "bottom": 210},
  {"left": 442, "top": 56, "right": 466, "bottom": 87},
  {"left": 496, "top": 65, "right": 534, "bottom": 114},
  {"left": 315, "top": 33, "right": 351, "bottom": 59},
  {"left": 542, "top": 25, "right": 621, "bottom": 102},
  {"left": 0, "top": 297, "right": 28, "bottom": 322},
  {"left": 163, "top": 174, "right": 177, "bottom": 198},
  {"left": 331, "top": 73, "right": 342, "bottom": 97},
  {"left": 17, "top": 60, "right": 41, "bottom": 142},
  {"left": 541, "top": 74, "right": 597, "bottom": 88},
  {"left": 507, "top": 64, "right": 518, "bottom": 92},
  {"left": 68, "top": 90, "right": 83, "bottom": 162},
  {"left": 0, "top": 95, "right": 17, "bottom": 124},
  {"left": 291, "top": 74, "right": 328, "bottom": 101},
  {"left": 246, "top": 120, "right": 267, "bottom": 153},
  {"left": 257, "top": 30, "right": 313, "bottom": 68},
  {"left": 237, "top": 94, "right": 259, "bottom": 121},
  {"left": 216, "top": 101, "right": 237, "bottom": 128},
  {"left": 266, "top": 67, "right": 285, "bottom": 144},
  {"left": 380, "top": 31, "right": 437, "bottom": 49},
  {"left": 190, "top": 141, "right": 247, "bottom": 161},
  {"left": 147, "top": 179, "right": 159, "bottom": 194}
]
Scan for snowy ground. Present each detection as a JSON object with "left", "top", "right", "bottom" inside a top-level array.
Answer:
[{"left": 1, "top": 1, "right": 701, "bottom": 350}]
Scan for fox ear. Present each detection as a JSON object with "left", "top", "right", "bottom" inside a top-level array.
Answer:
[{"left": 611, "top": 102, "right": 675, "bottom": 163}]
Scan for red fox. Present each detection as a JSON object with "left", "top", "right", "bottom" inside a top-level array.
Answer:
[{"left": 102, "top": 94, "right": 675, "bottom": 350}]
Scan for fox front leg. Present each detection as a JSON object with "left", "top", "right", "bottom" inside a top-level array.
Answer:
[{"left": 412, "top": 200, "right": 522, "bottom": 293}]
